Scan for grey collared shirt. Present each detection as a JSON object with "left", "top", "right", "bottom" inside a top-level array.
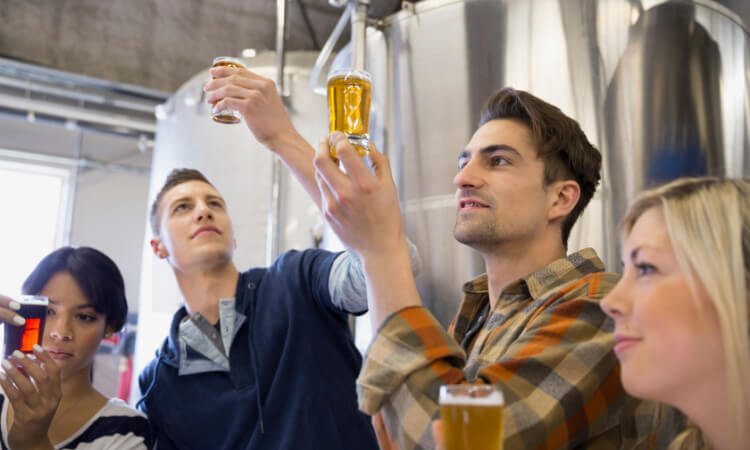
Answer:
[{"left": 178, "top": 297, "right": 245, "bottom": 375}]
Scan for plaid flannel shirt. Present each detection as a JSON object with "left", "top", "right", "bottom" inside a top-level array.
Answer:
[{"left": 358, "top": 248, "right": 677, "bottom": 449}]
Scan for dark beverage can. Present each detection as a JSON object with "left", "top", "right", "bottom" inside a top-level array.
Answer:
[{"left": 3, "top": 295, "right": 48, "bottom": 358}]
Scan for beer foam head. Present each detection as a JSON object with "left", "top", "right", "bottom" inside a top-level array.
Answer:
[{"left": 439, "top": 386, "right": 504, "bottom": 406}]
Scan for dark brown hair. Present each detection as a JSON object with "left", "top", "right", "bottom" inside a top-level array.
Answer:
[
  {"left": 478, "top": 87, "right": 601, "bottom": 248},
  {"left": 150, "top": 168, "right": 214, "bottom": 235},
  {"left": 23, "top": 247, "right": 128, "bottom": 332}
]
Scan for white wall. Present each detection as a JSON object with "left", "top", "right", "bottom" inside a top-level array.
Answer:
[
  {"left": 0, "top": 115, "right": 152, "bottom": 314},
  {"left": 0, "top": 114, "right": 152, "bottom": 397},
  {"left": 70, "top": 169, "right": 150, "bottom": 314}
]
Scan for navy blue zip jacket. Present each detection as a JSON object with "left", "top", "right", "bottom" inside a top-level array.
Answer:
[{"left": 137, "top": 249, "right": 379, "bottom": 449}]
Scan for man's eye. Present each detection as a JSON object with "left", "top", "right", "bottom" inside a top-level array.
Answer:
[
  {"left": 77, "top": 314, "right": 97, "bottom": 322},
  {"left": 209, "top": 201, "right": 223, "bottom": 208},
  {"left": 490, "top": 156, "right": 508, "bottom": 166},
  {"left": 174, "top": 204, "right": 188, "bottom": 213}
]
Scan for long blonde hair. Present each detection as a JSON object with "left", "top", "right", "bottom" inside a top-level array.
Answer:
[{"left": 621, "top": 177, "right": 750, "bottom": 449}]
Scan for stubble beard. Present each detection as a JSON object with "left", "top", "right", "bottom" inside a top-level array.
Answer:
[{"left": 453, "top": 213, "right": 506, "bottom": 251}]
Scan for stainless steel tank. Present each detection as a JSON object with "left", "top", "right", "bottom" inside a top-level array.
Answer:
[
  {"left": 132, "top": 0, "right": 750, "bottom": 380},
  {"left": 363, "top": 0, "right": 750, "bottom": 325},
  {"left": 132, "top": 51, "right": 329, "bottom": 385}
]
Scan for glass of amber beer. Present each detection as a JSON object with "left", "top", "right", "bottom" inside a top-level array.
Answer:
[
  {"left": 439, "top": 384, "right": 505, "bottom": 450},
  {"left": 3, "top": 295, "right": 48, "bottom": 358},
  {"left": 210, "top": 56, "right": 246, "bottom": 124},
  {"left": 327, "top": 69, "right": 372, "bottom": 159}
]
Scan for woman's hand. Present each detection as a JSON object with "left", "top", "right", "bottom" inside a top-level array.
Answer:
[
  {"left": 0, "top": 346, "right": 60, "bottom": 450},
  {"left": 0, "top": 294, "right": 29, "bottom": 328}
]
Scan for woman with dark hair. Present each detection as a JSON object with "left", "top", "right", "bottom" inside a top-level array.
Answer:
[{"left": 0, "top": 247, "right": 153, "bottom": 449}]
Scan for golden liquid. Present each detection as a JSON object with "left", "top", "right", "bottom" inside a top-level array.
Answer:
[
  {"left": 440, "top": 403, "right": 504, "bottom": 450},
  {"left": 211, "top": 61, "right": 244, "bottom": 124},
  {"left": 327, "top": 74, "right": 371, "bottom": 158}
]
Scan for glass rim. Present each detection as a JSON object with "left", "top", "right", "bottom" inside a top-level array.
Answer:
[
  {"left": 326, "top": 68, "right": 372, "bottom": 82},
  {"left": 439, "top": 384, "right": 504, "bottom": 405},
  {"left": 212, "top": 56, "right": 246, "bottom": 68},
  {"left": 16, "top": 295, "right": 48, "bottom": 305}
]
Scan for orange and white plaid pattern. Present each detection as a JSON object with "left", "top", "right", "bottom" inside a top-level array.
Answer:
[{"left": 358, "top": 248, "right": 682, "bottom": 449}]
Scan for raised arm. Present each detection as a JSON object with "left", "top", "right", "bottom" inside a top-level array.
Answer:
[
  {"left": 312, "top": 133, "right": 422, "bottom": 326},
  {"left": 311, "top": 135, "right": 638, "bottom": 450},
  {"left": 204, "top": 66, "right": 322, "bottom": 209}
]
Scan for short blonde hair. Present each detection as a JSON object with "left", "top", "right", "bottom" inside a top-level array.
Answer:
[{"left": 622, "top": 177, "right": 750, "bottom": 449}]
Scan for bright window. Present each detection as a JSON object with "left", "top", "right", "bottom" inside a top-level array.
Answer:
[{"left": 0, "top": 160, "right": 69, "bottom": 297}]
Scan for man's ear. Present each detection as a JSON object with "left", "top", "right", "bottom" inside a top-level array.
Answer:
[
  {"left": 150, "top": 237, "right": 169, "bottom": 259},
  {"left": 547, "top": 180, "right": 580, "bottom": 222}
]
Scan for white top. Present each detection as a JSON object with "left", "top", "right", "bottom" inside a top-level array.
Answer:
[{"left": 0, "top": 391, "right": 152, "bottom": 449}]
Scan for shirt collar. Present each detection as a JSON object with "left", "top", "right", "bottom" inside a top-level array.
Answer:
[{"left": 461, "top": 248, "right": 605, "bottom": 300}]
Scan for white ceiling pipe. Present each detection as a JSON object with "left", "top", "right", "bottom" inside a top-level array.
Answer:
[
  {"left": 0, "top": 95, "right": 156, "bottom": 134},
  {"left": 0, "top": 74, "right": 158, "bottom": 114}
]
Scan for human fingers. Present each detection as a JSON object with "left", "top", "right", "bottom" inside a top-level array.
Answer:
[
  {"left": 2, "top": 353, "right": 38, "bottom": 401},
  {"left": 208, "top": 65, "right": 267, "bottom": 81},
  {"left": 313, "top": 134, "right": 350, "bottom": 196},
  {"left": 333, "top": 133, "right": 374, "bottom": 186},
  {"left": 205, "top": 81, "right": 267, "bottom": 106},
  {"left": 0, "top": 366, "right": 25, "bottom": 414},
  {"left": 372, "top": 411, "right": 399, "bottom": 450},
  {"left": 18, "top": 346, "right": 60, "bottom": 400},
  {"left": 204, "top": 73, "right": 274, "bottom": 99},
  {"left": 431, "top": 420, "right": 445, "bottom": 450},
  {"left": 0, "top": 294, "right": 26, "bottom": 327},
  {"left": 367, "top": 143, "right": 394, "bottom": 183}
]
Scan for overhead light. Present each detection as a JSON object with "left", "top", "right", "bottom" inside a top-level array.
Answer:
[
  {"left": 241, "top": 48, "right": 257, "bottom": 58},
  {"left": 64, "top": 119, "right": 78, "bottom": 130},
  {"left": 137, "top": 134, "right": 154, "bottom": 153},
  {"left": 26, "top": 110, "right": 36, "bottom": 123},
  {"left": 155, "top": 103, "right": 169, "bottom": 120},
  {"left": 630, "top": 8, "right": 640, "bottom": 25}
]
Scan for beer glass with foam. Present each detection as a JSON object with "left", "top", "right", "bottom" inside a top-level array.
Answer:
[
  {"left": 3, "top": 295, "right": 48, "bottom": 358},
  {"left": 210, "top": 56, "right": 247, "bottom": 124},
  {"left": 326, "top": 69, "right": 372, "bottom": 159},
  {"left": 439, "top": 384, "right": 505, "bottom": 450}
]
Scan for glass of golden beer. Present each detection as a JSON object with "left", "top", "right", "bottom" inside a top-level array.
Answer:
[
  {"left": 211, "top": 56, "right": 246, "bottom": 124},
  {"left": 439, "top": 384, "right": 505, "bottom": 450},
  {"left": 327, "top": 69, "right": 372, "bottom": 159}
]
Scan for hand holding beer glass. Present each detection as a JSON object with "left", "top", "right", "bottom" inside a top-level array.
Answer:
[
  {"left": 439, "top": 384, "right": 505, "bottom": 450},
  {"left": 210, "top": 56, "right": 247, "bottom": 124},
  {"left": 327, "top": 69, "right": 372, "bottom": 160}
]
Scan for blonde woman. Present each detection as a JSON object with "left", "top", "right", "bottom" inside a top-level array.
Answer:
[{"left": 601, "top": 177, "right": 750, "bottom": 450}]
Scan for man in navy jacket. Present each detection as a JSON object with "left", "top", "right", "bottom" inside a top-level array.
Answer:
[
  {"left": 139, "top": 168, "right": 398, "bottom": 449},
  {"left": 139, "top": 67, "right": 419, "bottom": 449}
]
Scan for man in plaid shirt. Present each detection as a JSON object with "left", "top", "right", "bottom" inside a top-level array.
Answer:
[{"left": 312, "top": 88, "right": 679, "bottom": 449}]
